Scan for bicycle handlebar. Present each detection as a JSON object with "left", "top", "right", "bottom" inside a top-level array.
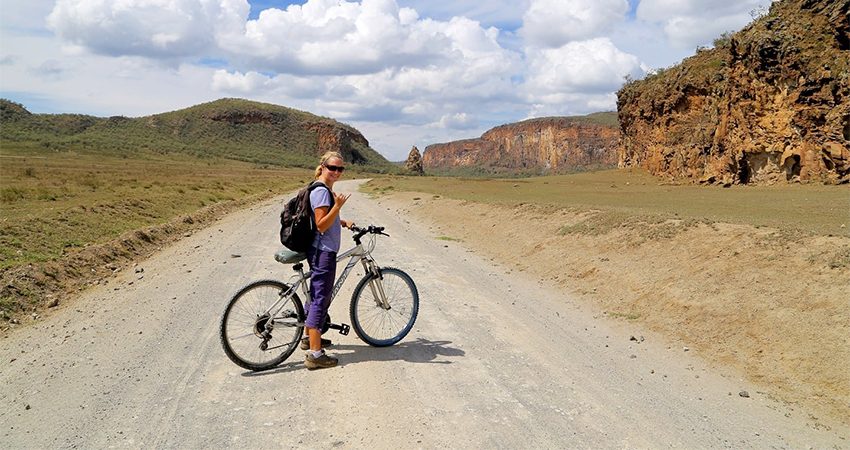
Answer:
[{"left": 350, "top": 225, "right": 389, "bottom": 244}]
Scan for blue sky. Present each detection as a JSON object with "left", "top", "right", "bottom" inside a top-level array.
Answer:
[{"left": 0, "top": 0, "right": 774, "bottom": 160}]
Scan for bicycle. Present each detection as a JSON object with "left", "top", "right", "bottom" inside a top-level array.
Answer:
[{"left": 220, "top": 225, "right": 420, "bottom": 371}]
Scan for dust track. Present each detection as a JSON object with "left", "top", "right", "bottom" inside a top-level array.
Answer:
[{"left": 1, "top": 180, "right": 846, "bottom": 448}]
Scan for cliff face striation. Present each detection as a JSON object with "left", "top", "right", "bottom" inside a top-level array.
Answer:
[
  {"left": 423, "top": 115, "right": 619, "bottom": 174},
  {"left": 617, "top": 0, "right": 850, "bottom": 185}
]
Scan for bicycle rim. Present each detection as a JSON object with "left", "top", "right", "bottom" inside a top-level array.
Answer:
[
  {"left": 220, "top": 280, "right": 304, "bottom": 371},
  {"left": 350, "top": 268, "right": 419, "bottom": 347}
]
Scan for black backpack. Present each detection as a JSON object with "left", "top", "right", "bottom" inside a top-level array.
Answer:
[{"left": 279, "top": 181, "right": 333, "bottom": 252}]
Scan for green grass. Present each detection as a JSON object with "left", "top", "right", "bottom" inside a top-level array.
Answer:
[
  {"left": 0, "top": 144, "right": 313, "bottom": 269},
  {"left": 363, "top": 169, "right": 850, "bottom": 237}
]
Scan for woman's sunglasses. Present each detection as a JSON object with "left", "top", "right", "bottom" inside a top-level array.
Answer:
[{"left": 324, "top": 164, "right": 345, "bottom": 173}]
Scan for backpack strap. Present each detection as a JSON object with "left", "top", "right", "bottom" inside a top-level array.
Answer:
[{"left": 307, "top": 181, "right": 335, "bottom": 210}]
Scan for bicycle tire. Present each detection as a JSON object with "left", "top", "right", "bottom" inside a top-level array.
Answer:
[
  {"left": 350, "top": 267, "right": 419, "bottom": 347},
  {"left": 220, "top": 280, "right": 305, "bottom": 371}
]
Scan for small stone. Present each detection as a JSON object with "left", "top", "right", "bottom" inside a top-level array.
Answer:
[
  {"left": 47, "top": 298, "right": 60, "bottom": 308},
  {"left": 231, "top": 254, "right": 242, "bottom": 258},
  {"left": 739, "top": 391, "right": 750, "bottom": 398},
  {"left": 135, "top": 267, "right": 144, "bottom": 273},
  {"left": 25, "top": 404, "right": 30, "bottom": 410},
  {"left": 683, "top": 346, "right": 690, "bottom": 352}
]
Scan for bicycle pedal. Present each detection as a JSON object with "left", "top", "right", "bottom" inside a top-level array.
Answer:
[{"left": 337, "top": 323, "right": 350, "bottom": 336}]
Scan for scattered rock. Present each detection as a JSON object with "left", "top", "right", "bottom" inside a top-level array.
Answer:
[
  {"left": 135, "top": 267, "right": 144, "bottom": 273},
  {"left": 739, "top": 391, "right": 750, "bottom": 398}
]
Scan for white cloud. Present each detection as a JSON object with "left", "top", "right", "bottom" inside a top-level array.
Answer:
[
  {"left": 211, "top": 69, "right": 271, "bottom": 93},
  {"left": 218, "top": 0, "right": 493, "bottom": 76},
  {"left": 520, "top": 0, "right": 629, "bottom": 48},
  {"left": 397, "top": 1, "right": 528, "bottom": 29},
  {"left": 524, "top": 38, "right": 642, "bottom": 96},
  {"left": 46, "top": 0, "right": 245, "bottom": 59},
  {"left": 636, "top": 0, "right": 775, "bottom": 48},
  {"left": 438, "top": 112, "right": 478, "bottom": 130}
]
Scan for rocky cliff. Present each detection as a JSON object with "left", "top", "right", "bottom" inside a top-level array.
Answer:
[
  {"left": 617, "top": 0, "right": 850, "bottom": 185},
  {"left": 404, "top": 146, "right": 424, "bottom": 174},
  {"left": 423, "top": 115, "right": 619, "bottom": 174}
]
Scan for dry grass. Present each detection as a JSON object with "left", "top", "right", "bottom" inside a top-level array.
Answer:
[
  {"left": 0, "top": 147, "right": 314, "bottom": 320},
  {"left": 363, "top": 169, "right": 850, "bottom": 237},
  {"left": 1, "top": 151, "right": 311, "bottom": 268}
]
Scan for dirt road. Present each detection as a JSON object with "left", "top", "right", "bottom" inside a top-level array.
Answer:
[{"left": 1, "top": 180, "right": 846, "bottom": 448}]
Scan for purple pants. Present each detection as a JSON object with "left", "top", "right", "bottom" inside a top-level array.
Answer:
[{"left": 306, "top": 247, "right": 337, "bottom": 330}]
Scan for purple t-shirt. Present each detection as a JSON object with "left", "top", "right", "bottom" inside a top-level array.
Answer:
[{"left": 310, "top": 186, "right": 341, "bottom": 253}]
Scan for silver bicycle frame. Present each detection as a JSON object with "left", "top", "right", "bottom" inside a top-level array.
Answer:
[{"left": 268, "top": 238, "right": 390, "bottom": 326}]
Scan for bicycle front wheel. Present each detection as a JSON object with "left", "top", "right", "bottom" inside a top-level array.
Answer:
[
  {"left": 350, "top": 267, "right": 419, "bottom": 347},
  {"left": 220, "top": 280, "right": 304, "bottom": 371}
]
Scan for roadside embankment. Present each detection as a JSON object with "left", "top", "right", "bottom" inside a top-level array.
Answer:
[{"left": 377, "top": 191, "right": 850, "bottom": 427}]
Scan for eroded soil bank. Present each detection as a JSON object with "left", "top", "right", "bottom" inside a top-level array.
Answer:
[{"left": 378, "top": 191, "right": 850, "bottom": 427}]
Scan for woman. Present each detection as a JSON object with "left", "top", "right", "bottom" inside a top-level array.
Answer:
[{"left": 303, "top": 151, "right": 353, "bottom": 370}]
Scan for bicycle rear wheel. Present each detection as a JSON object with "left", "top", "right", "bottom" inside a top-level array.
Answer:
[
  {"left": 350, "top": 267, "right": 419, "bottom": 347},
  {"left": 220, "top": 280, "right": 304, "bottom": 371}
]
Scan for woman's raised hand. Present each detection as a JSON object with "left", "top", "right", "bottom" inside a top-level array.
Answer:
[{"left": 334, "top": 192, "right": 351, "bottom": 208}]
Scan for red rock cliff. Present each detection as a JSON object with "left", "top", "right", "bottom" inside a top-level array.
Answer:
[
  {"left": 304, "top": 122, "right": 371, "bottom": 164},
  {"left": 423, "top": 116, "right": 619, "bottom": 174},
  {"left": 617, "top": 0, "right": 850, "bottom": 185}
]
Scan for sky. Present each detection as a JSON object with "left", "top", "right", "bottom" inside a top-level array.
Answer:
[{"left": 0, "top": 0, "right": 775, "bottom": 161}]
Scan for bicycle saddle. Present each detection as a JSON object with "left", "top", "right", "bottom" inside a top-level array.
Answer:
[{"left": 275, "top": 249, "right": 307, "bottom": 264}]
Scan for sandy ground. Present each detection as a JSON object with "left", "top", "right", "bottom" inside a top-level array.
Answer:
[
  {"left": 379, "top": 191, "right": 850, "bottom": 429},
  {"left": 0, "top": 179, "right": 847, "bottom": 448}
]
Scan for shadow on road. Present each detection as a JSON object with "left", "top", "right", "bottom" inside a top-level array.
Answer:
[
  {"left": 336, "top": 337, "right": 465, "bottom": 367},
  {"left": 241, "top": 337, "right": 464, "bottom": 377}
]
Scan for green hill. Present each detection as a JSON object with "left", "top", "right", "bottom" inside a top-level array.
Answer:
[{"left": 0, "top": 98, "right": 395, "bottom": 171}]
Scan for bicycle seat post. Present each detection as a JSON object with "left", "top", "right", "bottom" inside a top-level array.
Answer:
[{"left": 292, "top": 262, "right": 308, "bottom": 281}]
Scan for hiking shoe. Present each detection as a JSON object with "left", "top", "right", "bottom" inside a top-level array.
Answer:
[
  {"left": 299, "top": 337, "right": 333, "bottom": 350},
  {"left": 305, "top": 351, "right": 338, "bottom": 370}
]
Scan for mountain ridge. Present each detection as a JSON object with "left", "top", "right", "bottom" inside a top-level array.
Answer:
[
  {"left": 422, "top": 112, "right": 619, "bottom": 175},
  {"left": 0, "top": 98, "right": 394, "bottom": 171}
]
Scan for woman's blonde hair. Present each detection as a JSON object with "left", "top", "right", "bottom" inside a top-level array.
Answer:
[{"left": 314, "top": 151, "right": 344, "bottom": 179}]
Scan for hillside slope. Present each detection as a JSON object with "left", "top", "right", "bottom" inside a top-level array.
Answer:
[
  {"left": 422, "top": 113, "right": 619, "bottom": 175},
  {"left": 617, "top": 0, "right": 849, "bottom": 185},
  {"left": 0, "top": 98, "right": 393, "bottom": 170}
]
